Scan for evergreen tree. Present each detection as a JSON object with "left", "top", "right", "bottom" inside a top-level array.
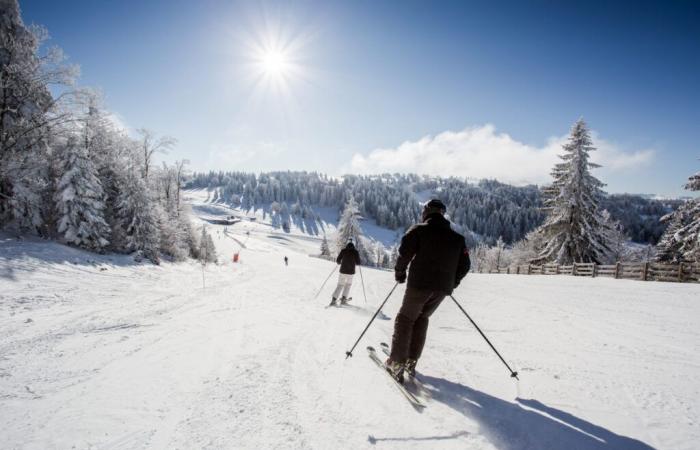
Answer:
[
  {"left": 533, "top": 119, "right": 613, "bottom": 264},
  {"left": 335, "top": 197, "right": 363, "bottom": 253},
  {"left": 389, "top": 244, "right": 400, "bottom": 267},
  {"left": 116, "top": 168, "right": 161, "bottom": 263},
  {"left": 656, "top": 166, "right": 700, "bottom": 262},
  {"left": 199, "top": 226, "right": 217, "bottom": 264},
  {"left": 0, "top": 0, "right": 75, "bottom": 230},
  {"left": 54, "top": 137, "right": 111, "bottom": 250},
  {"left": 320, "top": 235, "right": 331, "bottom": 257}
]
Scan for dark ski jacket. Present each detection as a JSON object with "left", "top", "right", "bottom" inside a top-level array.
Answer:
[
  {"left": 337, "top": 244, "right": 361, "bottom": 275},
  {"left": 395, "top": 214, "right": 470, "bottom": 294}
]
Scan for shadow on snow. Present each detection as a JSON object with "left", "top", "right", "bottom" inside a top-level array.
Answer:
[{"left": 415, "top": 375, "right": 655, "bottom": 450}]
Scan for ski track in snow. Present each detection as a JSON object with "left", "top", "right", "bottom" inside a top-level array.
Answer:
[{"left": 0, "top": 191, "right": 698, "bottom": 449}]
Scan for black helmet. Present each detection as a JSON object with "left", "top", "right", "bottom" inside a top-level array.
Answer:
[
  {"left": 346, "top": 241, "right": 355, "bottom": 248},
  {"left": 422, "top": 199, "right": 446, "bottom": 221}
]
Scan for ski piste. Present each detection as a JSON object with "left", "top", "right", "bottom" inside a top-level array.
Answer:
[{"left": 366, "top": 346, "right": 425, "bottom": 409}]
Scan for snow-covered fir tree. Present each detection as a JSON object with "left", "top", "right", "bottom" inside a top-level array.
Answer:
[
  {"left": 533, "top": 119, "right": 614, "bottom": 264},
  {"left": 335, "top": 197, "right": 363, "bottom": 251},
  {"left": 389, "top": 244, "right": 399, "bottom": 267},
  {"left": 656, "top": 166, "right": 700, "bottom": 263},
  {"left": 0, "top": 2, "right": 198, "bottom": 263},
  {"left": 335, "top": 197, "right": 375, "bottom": 264},
  {"left": 54, "top": 136, "right": 111, "bottom": 250},
  {"left": 0, "top": 0, "right": 76, "bottom": 230},
  {"left": 198, "top": 226, "right": 217, "bottom": 264},
  {"left": 116, "top": 167, "right": 161, "bottom": 263},
  {"left": 320, "top": 235, "right": 331, "bottom": 258}
]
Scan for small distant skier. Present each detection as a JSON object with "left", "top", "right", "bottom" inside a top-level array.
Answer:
[
  {"left": 385, "top": 199, "right": 470, "bottom": 381},
  {"left": 284, "top": 256, "right": 289, "bottom": 266},
  {"left": 330, "top": 241, "right": 361, "bottom": 306}
]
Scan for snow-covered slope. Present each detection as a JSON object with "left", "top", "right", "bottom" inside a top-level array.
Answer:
[
  {"left": 187, "top": 188, "right": 399, "bottom": 249},
  {"left": 1, "top": 206, "right": 699, "bottom": 449}
]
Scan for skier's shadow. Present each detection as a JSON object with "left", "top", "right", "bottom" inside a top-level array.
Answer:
[{"left": 420, "top": 375, "right": 656, "bottom": 450}]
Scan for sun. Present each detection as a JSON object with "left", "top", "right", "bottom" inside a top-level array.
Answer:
[
  {"left": 260, "top": 49, "right": 288, "bottom": 77},
  {"left": 242, "top": 23, "right": 313, "bottom": 100}
]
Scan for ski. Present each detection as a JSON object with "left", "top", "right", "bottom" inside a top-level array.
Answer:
[
  {"left": 380, "top": 342, "right": 416, "bottom": 381},
  {"left": 367, "top": 345, "right": 425, "bottom": 409}
]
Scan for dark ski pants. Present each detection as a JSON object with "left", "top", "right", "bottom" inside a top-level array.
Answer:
[{"left": 390, "top": 287, "right": 447, "bottom": 363}]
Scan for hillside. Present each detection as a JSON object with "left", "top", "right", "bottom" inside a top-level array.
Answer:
[
  {"left": 186, "top": 171, "right": 683, "bottom": 245},
  {"left": 1, "top": 198, "right": 698, "bottom": 449}
]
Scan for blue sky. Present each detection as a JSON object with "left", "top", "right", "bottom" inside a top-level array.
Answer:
[{"left": 21, "top": 0, "right": 700, "bottom": 196}]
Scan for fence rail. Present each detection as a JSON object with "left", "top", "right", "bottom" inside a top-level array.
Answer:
[{"left": 480, "top": 262, "right": 700, "bottom": 283}]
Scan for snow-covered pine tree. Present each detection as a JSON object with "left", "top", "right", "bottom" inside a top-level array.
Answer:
[
  {"left": 199, "top": 226, "right": 217, "bottom": 264},
  {"left": 389, "top": 243, "right": 400, "bottom": 268},
  {"left": 320, "top": 235, "right": 331, "bottom": 258},
  {"left": 335, "top": 197, "right": 364, "bottom": 255},
  {"left": 54, "top": 136, "right": 111, "bottom": 250},
  {"left": 0, "top": 0, "right": 76, "bottom": 230},
  {"left": 656, "top": 166, "right": 700, "bottom": 262},
  {"left": 533, "top": 119, "right": 613, "bottom": 264},
  {"left": 116, "top": 167, "right": 161, "bottom": 263}
]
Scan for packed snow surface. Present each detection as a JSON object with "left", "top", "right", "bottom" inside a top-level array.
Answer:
[{"left": 1, "top": 196, "right": 698, "bottom": 449}]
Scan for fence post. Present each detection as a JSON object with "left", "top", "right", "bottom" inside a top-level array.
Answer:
[
  {"left": 527, "top": 264, "right": 531, "bottom": 275},
  {"left": 572, "top": 263, "right": 577, "bottom": 276},
  {"left": 516, "top": 266, "right": 520, "bottom": 275},
  {"left": 507, "top": 267, "right": 510, "bottom": 274},
  {"left": 614, "top": 262, "right": 620, "bottom": 279},
  {"left": 642, "top": 262, "right": 649, "bottom": 281},
  {"left": 592, "top": 264, "right": 597, "bottom": 278},
  {"left": 555, "top": 265, "right": 560, "bottom": 275},
  {"left": 678, "top": 263, "right": 683, "bottom": 282}
]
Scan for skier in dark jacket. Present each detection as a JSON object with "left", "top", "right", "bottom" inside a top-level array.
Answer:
[
  {"left": 386, "top": 199, "right": 470, "bottom": 381},
  {"left": 330, "top": 242, "right": 361, "bottom": 306}
]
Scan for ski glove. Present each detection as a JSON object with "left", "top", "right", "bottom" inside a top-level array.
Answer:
[{"left": 395, "top": 271, "right": 407, "bottom": 284}]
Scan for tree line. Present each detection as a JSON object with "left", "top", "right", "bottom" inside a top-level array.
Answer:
[{"left": 0, "top": 1, "right": 215, "bottom": 263}]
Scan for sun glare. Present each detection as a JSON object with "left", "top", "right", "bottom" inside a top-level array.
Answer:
[
  {"left": 242, "top": 22, "right": 313, "bottom": 101},
  {"left": 261, "top": 49, "right": 287, "bottom": 76}
]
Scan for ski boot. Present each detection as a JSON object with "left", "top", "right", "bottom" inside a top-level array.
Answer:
[
  {"left": 329, "top": 297, "right": 338, "bottom": 307},
  {"left": 340, "top": 296, "right": 348, "bottom": 305},
  {"left": 385, "top": 358, "right": 405, "bottom": 384},
  {"left": 405, "top": 359, "right": 417, "bottom": 379}
]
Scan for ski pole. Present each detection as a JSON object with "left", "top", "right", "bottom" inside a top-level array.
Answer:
[
  {"left": 450, "top": 295, "right": 519, "bottom": 380},
  {"left": 358, "top": 265, "right": 368, "bottom": 305},
  {"left": 314, "top": 265, "right": 338, "bottom": 299},
  {"left": 345, "top": 282, "right": 399, "bottom": 359}
]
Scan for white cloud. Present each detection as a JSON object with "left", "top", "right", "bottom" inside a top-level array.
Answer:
[{"left": 347, "top": 124, "right": 654, "bottom": 185}]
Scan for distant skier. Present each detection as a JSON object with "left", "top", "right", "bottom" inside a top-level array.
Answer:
[
  {"left": 385, "top": 199, "right": 470, "bottom": 381},
  {"left": 330, "top": 242, "right": 361, "bottom": 306},
  {"left": 284, "top": 256, "right": 289, "bottom": 266}
]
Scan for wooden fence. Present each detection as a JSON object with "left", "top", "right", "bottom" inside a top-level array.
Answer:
[{"left": 481, "top": 262, "right": 700, "bottom": 283}]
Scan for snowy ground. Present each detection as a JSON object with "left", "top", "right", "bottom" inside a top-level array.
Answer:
[
  {"left": 188, "top": 189, "right": 399, "bottom": 248},
  {"left": 1, "top": 204, "right": 699, "bottom": 449}
]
